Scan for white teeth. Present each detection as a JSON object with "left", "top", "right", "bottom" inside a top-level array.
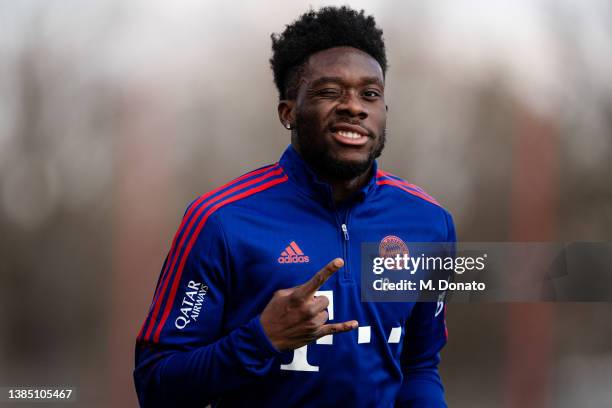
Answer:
[{"left": 337, "top": 130, "right": 363, "bottom": 139}]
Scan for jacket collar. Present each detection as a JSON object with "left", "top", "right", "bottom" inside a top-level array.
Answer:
[{"left": 278, "top": 144, "right": 378, "bottom": 207}]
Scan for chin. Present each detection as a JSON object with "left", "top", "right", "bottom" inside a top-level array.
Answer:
[
  {"left": 324, "top": 156, "right": 373, "bottom": 180},
  {"left": 332, "top": 146, "right": 371, "bottom": 162}
]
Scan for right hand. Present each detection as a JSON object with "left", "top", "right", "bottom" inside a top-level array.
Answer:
[{"left": 259, "top": 258, "right": 358, "bottom": 351}]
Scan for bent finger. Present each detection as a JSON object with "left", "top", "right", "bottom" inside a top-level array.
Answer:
[{"left": 316, "top": 320, "right": 358, "bottom": 338}]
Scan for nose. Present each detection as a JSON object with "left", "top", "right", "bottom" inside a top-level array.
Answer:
[{"left": 336, "top": 90, "right": 368, "bottom": 120}]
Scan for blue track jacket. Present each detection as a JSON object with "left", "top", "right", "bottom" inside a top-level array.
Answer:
[{"left": 135, "top": 145, "right": 456, "bottom": 407}]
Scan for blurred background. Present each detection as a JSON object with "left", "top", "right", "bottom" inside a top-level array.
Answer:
[{"left": 1, "top": 0, "right": 611, "bottom": 407}]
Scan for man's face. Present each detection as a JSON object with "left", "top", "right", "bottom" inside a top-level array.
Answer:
[{"left": 291, "top": 46, "right": 387, "bottom": 181}]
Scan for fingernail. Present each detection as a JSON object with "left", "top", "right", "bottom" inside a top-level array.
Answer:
[{"left": 333, "top": 259, "right": 344, "bottom": 268}]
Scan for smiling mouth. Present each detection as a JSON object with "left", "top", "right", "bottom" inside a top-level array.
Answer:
[
  {"left": 337, "top": 130, "right": 363, "bottom": 139},
  {"left": 331, "top": 129, "right": 369, "bottom": 146}
]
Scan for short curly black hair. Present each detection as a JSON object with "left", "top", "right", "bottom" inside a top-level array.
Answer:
[{"left": 270, "top": 6, "right": 387, "bottom": 100}]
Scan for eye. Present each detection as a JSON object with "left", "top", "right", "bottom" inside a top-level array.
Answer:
[
  {"left": 363, "top": 89, "right": 382, "bottom": 99},
  {"left": 316, "top": 88, "right": 341, "bottom": 97}
]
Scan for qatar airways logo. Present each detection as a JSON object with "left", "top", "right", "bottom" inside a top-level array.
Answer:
[{"left": 175, "top": 280, "right": 209, "bottom": 330}]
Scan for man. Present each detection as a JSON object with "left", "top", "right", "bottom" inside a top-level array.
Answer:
[{"left": 135, "top": 6, "right": 455, "bottom": 407}]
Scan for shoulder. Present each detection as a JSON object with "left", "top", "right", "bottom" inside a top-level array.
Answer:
[
  {"left": 185, "top": 162, "right": 287, "bottom": 222},
  {"left": 376, "top": 169, "right": 444, "bottom": 208},
  {"left": 170, "top": 163, "right": 288, "bottom": 255},
  {"left": 375, "top": 169, "right": 455, "bottom": 230},
  {"left": 376, "top": 169, "right": 456, "bottom": 241}
]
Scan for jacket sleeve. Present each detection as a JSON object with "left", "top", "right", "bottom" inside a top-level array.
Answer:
[
  {"left": 395, "top": 210, "right": 456, "bottom": 408},
  {"left": 134, "top": 207, "right": 280, "bottom": 408}
]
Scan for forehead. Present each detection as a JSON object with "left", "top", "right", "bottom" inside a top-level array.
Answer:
[{"left": 303, "top": 46, "right": 384, "bottom": 84}]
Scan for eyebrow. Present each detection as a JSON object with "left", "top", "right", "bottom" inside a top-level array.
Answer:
[{"left": 309, "top": 76, "right": 384, "bottom": 88}]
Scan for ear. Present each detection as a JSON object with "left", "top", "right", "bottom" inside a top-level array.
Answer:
[{"left": 278, "top": 100, "right": 295, "bottom": 129}]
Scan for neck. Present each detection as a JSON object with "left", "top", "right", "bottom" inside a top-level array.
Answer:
[
  {"left": 290, "top": 142, "right": 374, "bottom": 204},
  {"left": 319, "top": 166, "right": 373, "bottom": 204}
]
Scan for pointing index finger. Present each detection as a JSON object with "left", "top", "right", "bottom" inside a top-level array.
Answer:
[{"left": 293, "top": 258, "right": 344, "bottom": 299}]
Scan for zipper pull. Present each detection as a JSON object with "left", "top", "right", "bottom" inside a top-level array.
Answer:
[{"left": 341, "top": 224, "right": 349, "bottom": 241}]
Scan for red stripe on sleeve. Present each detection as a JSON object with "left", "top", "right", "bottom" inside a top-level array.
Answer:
[
  {"left": 139, "top": 165, "right": 279, "bottom": 341},
  {"left": 376, "top": 179, "right": 440, "bottom": 206},
  {"left": 152, "top": 175, "right": 288, "bottom": 342},
  {"left": 378, "top": 170, "right": 428, "bottom": 194}
]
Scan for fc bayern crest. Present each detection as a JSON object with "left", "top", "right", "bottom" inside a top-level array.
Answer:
[{"left": 379, "top": 235, "right": 409, "bottom": 260}]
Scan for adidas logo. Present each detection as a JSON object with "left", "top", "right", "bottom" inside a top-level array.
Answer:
[{"left": 278, "top": 241, "right": 310, "bottom": 264}]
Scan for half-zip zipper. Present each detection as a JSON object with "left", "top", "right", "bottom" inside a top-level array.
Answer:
[
  {"left": 336, "top": 209, "right": 352, "bottom": 281},
  {"left": 341, "top": 224, "right": 349, "bottom": 240}
]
